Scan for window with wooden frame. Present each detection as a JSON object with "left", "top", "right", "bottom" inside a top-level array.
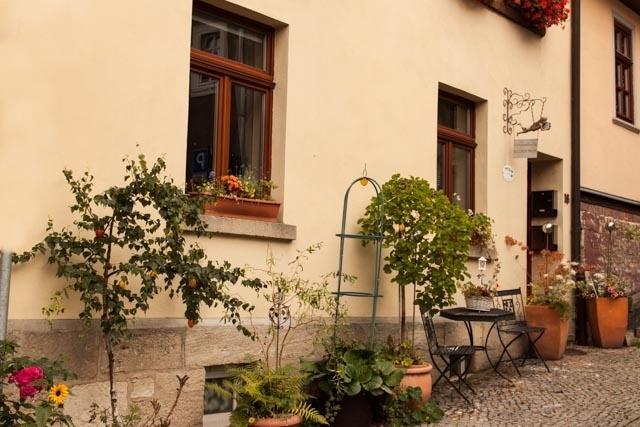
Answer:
[
  {"left": 187, "top": 2, "right": 274, "bottom": 190},
  {"left": 436, "top": 93, "right": 475, "bottom": 211},
  {"left": 615, "top": 20, "right": 634, "bottom": 123}
]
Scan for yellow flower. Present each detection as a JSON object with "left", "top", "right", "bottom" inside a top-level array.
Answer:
[
  {"left": 248, "top": 417, "right": 256, "bottom": 425},
  {"left": 49, "top": 383, "right": 69, "bottom": 406}
]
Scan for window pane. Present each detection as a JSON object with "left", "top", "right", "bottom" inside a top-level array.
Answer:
[
  {"left": 186, "top": 72, "right": 218, "bottom": 189},
  {"left": 438, "top": 97, "right": 470, "bottom": 134},
  {"left": 451, "top": 146, "right": 471, "bottom": 210},
  {"left": 437, "top": 141, "right": 446, "bottom": 191},
  {"left": 204, "top": 378, "right": 233, "bottom": 414},
  {"left": 192, "top": 8, "right": 266, "bottom": 70},
  {"left": 229, "top": 84, "right": 265, "bottom": 176}
]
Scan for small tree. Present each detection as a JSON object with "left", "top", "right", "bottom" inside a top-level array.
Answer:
[
  {"left": 359, "top": 174, "right": 471, "bottom": 343},
  {"left": 14, "top": 154, "right": 262, "bottom": 425}
]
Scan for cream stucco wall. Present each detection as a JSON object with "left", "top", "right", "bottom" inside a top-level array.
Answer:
[
  {"left": 0, "top": 0, "right": 572, "bottom": 324},
  {"left": 581, "top": 0, "right": 640, "bottom": 201}
]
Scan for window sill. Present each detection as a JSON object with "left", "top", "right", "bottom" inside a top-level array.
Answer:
[
  {"left": 479, "top": 0, "right": 545, "bottom": 37},
  {"left": 612, "top": 117, "right": 640, "bottom": 134},
  {"left": 468, "top": 246, "right": 498, "bottom": 261},
  {"left": 188, "top": 215, "right": 296, "bottom": 241}
]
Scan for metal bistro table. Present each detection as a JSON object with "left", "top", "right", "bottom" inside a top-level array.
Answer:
[{"left": 439, "top": 307, "right": 515, "bottom": 381}]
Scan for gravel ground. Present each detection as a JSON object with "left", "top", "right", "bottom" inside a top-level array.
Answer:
[{"left": 432, "top": 346, "right": 640, "bottom": 427}]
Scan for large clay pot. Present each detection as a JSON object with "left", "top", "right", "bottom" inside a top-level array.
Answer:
[
  {"left": 587, "top": 297, "right": 629, "bottom": 348},
  {"left": 399, "top": 363, "right": 433, "bottom": 402},
  {"left": 251, "top": 415, "right": 302, "bottom": 427},
  {"left": 332, "top": 394, "right": 374, "bottom": 427},
  {"left": 525, "top": 305, "right": 569, "bottom": 360}
]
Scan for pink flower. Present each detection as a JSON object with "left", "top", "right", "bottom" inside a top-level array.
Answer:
[{"left": 9, "top": 366, "right": 45, "bottom": 399}]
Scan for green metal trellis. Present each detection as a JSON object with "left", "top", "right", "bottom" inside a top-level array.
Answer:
[{"left": 331, "top": 176, "right": 385, "bottom": 349}]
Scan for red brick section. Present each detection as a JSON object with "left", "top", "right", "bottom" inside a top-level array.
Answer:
[{"left": 581, "top": 201, "right": 640, "bottom": 329}]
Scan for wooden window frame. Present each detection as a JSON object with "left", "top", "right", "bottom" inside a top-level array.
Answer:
[
  {"left": 615, "top": 20, "right": 634, "bottom": 124},
  {"left": 437, "top": 93, "right": 476, "bottom": 211},
  {"left": 190, "top": 0, "right": 275, "bottom": 181}
]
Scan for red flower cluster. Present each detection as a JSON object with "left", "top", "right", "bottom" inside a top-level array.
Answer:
[
  {"left": 220, "top": 175, "right": 242, "bottom": 195},
  {"left": 9, "top": 366, "right": 44, "bottom": 399},
  {"left": 506, "top": 0, "right": 570, "bottom": 30}
]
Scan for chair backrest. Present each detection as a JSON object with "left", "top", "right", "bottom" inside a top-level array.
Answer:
[
  {"left": 496, "top": 288, "right": 526, "bottom": 321},
  {"left": 420, "top": 308, "right": 439, "bottom": 353}
]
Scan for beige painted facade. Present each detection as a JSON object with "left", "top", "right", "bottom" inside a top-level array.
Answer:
[
  {"left": 1, "top": 0, "right": 572, "bottom": 320},
  {"left": 0, "top": 1, "right": 572, "bottom": 424},
  {"left": 581, "top": 0, "right": 640, "bottom": 200}
]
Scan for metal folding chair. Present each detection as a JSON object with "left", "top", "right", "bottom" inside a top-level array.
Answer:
[
  {"left": 494, "top": 288, "right": 550, "bottom": 375},
  {"left": 420, "top": 309, "right": 477, "bottom": 404}
]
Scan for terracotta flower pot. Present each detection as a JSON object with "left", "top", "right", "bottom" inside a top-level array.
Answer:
[
  {"left": 203, "top": 195, "right": 280, "bottom": 222},
  {"left": 587, "top": 297, "right": 629, "bottom": 348},
  {"left": 525, "top": 305, "right": 569, "bottom": 360},
  {"left": 398, "top": 363, "right": 432, "bottom": 402},
  {"left": 251, "top": 415, "right": 302, "bottom": 427}
]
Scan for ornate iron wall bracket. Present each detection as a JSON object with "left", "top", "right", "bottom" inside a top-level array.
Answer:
[{"left": 503, "top": 88, "right": 550, "bottom": 135}]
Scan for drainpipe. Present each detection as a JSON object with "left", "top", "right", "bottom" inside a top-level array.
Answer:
[
  {"left": 571, "top": 0, "right": 588, "bottom": 345},
  {"left": 0, "top": 250, "right": 12, "bottom": 341}
]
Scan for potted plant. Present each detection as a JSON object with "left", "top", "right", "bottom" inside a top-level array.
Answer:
[
  {"left": 211, "top": 245, "right": 334, "bottom": 427},
  {"left": 381, "top": 386, "right": 444, "bottom": 426},
  {"left": 302, "top": 342, "right": 404, "bottom": 427},
  {"left": 461, "top": 258, "right": 499, "bottom": 311},
  {"left": 577, "top": 271, "right": 629, "bottom": 348},
  {"left": 359, "top": 174, "right": 472, "bottom": 401},
  {"left": 525, "top": 250, "right": 576, "bottom": 360},
  {"left": 197, "top": 171, "right": 280, "bottom": 221},
  {"left": 382, "top": 337, "right": 433, "bottom": 403}
]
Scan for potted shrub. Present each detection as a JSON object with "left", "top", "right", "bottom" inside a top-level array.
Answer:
[
  {"left": 577, "top": 271, "right": 629, "bottom": 348},
  {"left": 302, "top": 343, "right": 404, "bottom": 427},
  {"left": 197, "top": 172, "right": 280, "bottom": 221},
  {"left": 211, "top": 245, "right": 334, "bottom": 427},
  {"left": 382, "top": 337, "right": 433, "bottom": 403},
  {"left": 525, "top": 250, "right": 576, "bottom": 360},
  {"left": 359, "top": 174, "right": 472, "bottom": 401}
]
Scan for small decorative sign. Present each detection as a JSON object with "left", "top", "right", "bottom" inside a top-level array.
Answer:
[
  {"left": 502, "top": 165, "right": 515, "bottom": 182},
  {"left": 513, "top": 138, "right": 539, "bottom": 158}
]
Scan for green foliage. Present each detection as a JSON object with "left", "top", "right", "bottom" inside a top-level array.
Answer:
[
  {"left": 12, "top": 154, "right": 263, "bottom": 424},
  {"left": 382, "top": 336, "right": 424, "bottom": 367},
  {"left": 13, "top": 154, "right": 262, "bottom": 345},
  {"left": 468, "top": 212, "right": 495, "bottom": 249},
  {"left": 250, "top": 243, "right": 340, "bottom": 371},
  {"left": 301, "top": 342, "right": 403, "bottom": 423},
  {"left": 0, "top": 340, "right": 74, "bottom": 426},
  {"left": 209, "top": 363, "right": 327, "bottom": 427},
  {"left": 359, "top": 174, "right": 471, "bottom": 316},
  {"left": 528, "top": 251, "right": 575, "bottom": 319},
  {"left": 382, "top": 387, "right": 443, "bottom": 426}
]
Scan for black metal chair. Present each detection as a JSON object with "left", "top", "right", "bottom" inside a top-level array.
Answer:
[
  {"left": 494, "top": 288, "right": 550, "bottom": 375},
  {"left": 420, "top": 309, "right": 477, "bottom": 404}
]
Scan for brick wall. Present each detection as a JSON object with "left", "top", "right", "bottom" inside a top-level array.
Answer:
[{"left": 580, "top": 201, "right": 640, "bottom": 328}]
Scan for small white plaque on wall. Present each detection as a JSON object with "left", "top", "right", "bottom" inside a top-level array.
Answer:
[{"left": 502, "top": 165, "right": 515, "bottom": 182}]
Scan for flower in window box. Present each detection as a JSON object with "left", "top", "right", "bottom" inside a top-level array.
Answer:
[{"left": 505, "top": 0, "right": 570, "bottom": 30}]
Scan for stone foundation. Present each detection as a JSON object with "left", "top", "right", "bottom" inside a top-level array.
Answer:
[{"left": 6, "top": 317, "right": 523, "bottom": 427}]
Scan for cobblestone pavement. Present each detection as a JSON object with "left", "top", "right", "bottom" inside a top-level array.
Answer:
[{"left": 432, "top": 346, "right": 640, "bottom": 427}]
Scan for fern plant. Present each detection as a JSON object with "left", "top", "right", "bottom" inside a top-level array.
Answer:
[{"left": 209, "top": 363, "right": 327, "bottom": 426}]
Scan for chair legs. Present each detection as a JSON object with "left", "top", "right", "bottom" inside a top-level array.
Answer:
[
  {"left": 430, "top": 352, "right": 475, "bottom": 405},
  {"left": 495, "top": 330, "right": 550, "bottom": 375}
]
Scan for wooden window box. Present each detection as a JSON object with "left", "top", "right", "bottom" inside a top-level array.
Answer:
[{"left": 479, "top": 0, "right": 546, "bottom": 37}]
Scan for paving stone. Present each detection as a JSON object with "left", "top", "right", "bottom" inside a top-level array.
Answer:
[{"left": 429, "top": 346, "right": 640, "bottom": 426}]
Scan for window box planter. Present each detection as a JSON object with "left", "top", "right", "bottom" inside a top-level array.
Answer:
[
  {"left": 478, "top": 0, "right": 546, "bottom": 37},
  {"left": 203, "top": 195, "right": 281, "bottom": 222}
]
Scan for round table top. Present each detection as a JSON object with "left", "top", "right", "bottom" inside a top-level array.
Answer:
[{"left": 439, "top": 307, "right": 515, "bottom": 322}]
